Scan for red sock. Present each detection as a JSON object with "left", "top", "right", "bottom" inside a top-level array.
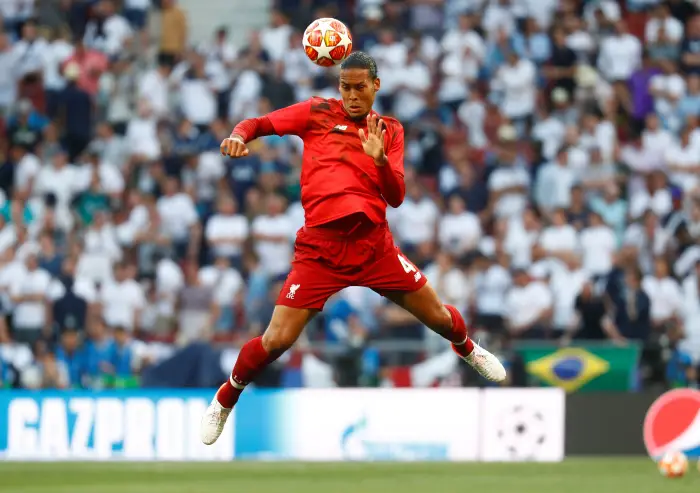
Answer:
[
  {"left": 444, "top": 305, "right": 474, "bottom": 357},
  {"left": 215, "top": 336, "right": 281, "bottom": 408}
]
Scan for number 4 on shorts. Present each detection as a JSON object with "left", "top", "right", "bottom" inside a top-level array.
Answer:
[{"left": 398, "top": 254, "right": 416, "bottom": 274}]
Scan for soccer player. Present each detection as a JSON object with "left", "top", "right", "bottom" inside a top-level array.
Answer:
[{"left": 201, "top": 52, "right": 506, "bottom": 445}]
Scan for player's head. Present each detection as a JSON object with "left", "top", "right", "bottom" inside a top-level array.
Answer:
[{"left": 339, "top": 51, "right": 380, "bottom": 119}]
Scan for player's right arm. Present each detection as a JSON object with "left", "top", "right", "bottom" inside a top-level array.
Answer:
[{"left": 221, "top": 99, "right": 313, "bottom": 158}]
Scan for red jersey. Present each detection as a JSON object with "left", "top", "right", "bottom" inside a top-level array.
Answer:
[{"left": 233, "top": 97, "right": 405, "bottom": 228}]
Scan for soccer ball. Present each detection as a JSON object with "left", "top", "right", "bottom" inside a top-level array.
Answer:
[
  {"left": 658, "top": 451, "right": 688, "bottom": 478},
  {"left": 302, "top": 18, "right": 352, "bottom": 67}
]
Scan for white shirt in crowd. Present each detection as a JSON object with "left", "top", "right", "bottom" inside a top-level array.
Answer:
[
  {"left": 438, "top": 211, "right": 481, "bottom": 256},
  {"left": 34, "top": 163, "right": 81, "bottom": 230},
  {"left": 475, "top": 264, "right": 511, "bottom": 316},
  {"left": 642, "top": 127, "right": 676, "bottom": 158},
  {"left": 457, "top": 99, "right": 488, "bottom": 148},
  {"left": 154, "top": 258, "right": 184, "bottom": 316},
  {"left": 368, "top": 41, "right": 407, "bottom": 97},
  {"left": 47, "top": 277, "right": 98, "bottom": 305},
  {"left": 252, "top": 214, "right": 294, "bottom": 276},
  {"left": 549, "top": 264, "right": 588, "bottom": 329},
  {"left": 539, "top": 224, "right": 578, "bottom": 255},
  {"left": 229, "top": 69, "right": 262, "bottom": 121},
  {"left": 156, "top": 193, "right": 199, "bottom": 241},
  {"left": 493, "top": 58, "right": 537, "bottom": 119},
  {"left": 10, "top": 267, "right": 51, "bottom": 329},
  {"left": 597, "top": 33, "right": 641, "bottom": 81},
  {"left": 423, "top": 262, "right": 470, "bottom": 314},
  {"left": 579, "top": 224, "right": 617, "bottom": 276},
  {"left": 643, "top": 275, "right": 682, "bottom": 323},
  {"left": 393, "top": 59, "right": 431, "bottom": 121},
  {"left": 624, "top": 223, "right": 669, "bottom": 274},
  {"left": 194, "top": 152, "right": 226, "bottom": 203},
  {"left": 532, "top": 116, "right": 566, "bottom": 160},
  {"left": 180, "top": 77, "right": 217, "bottom": 125},
  {"left": 396, "top": 197, "right": 440, "bottom": 246},
  {"left": 285, "top": 201, "right": 305, "bottom": 240},
  {"left": 199, "top": 265, "right": 244, "bottom": 306},
  {"left": 260, "top": 23, "right": 293, "bottom": 61},
  {"left": 488, "top": 165, "right": 530, "bottom": 218},
  {"left": 204, "top": 55, "right": 230, "bottom": 93},
  {"left": 0, "top": 258, "right": 24, "bottom": 308},
  {"left": 504, "top": 218, "right": 539, "bottom": 268},
  {"left": 0, "top": 223, "right": 16, "bottom": 256},
  {"left": 579, "top": 120, "right": 617, "bottom": 162},
  {"left": 651, "top": 74, "right": 686, "bottom": 133},
  {"left": 85, "top": 14, "right": 132, "bottom": 56},
  {"left": 0, "top": 46, "right": 18, "bottom": 110},
  {"left": 77, "top": 162, "right": 125, "bottom": 195},
  {"left": 646, "top": 15, "right": 684, "bottom": 44},
  {"left": 100, "top": 278, "right": 146, "bottom": 330},
  {"left": 34, "top": 164, "right": 80, "bottom": 206},
  {"left": 13, "top": 37, "right": 49, "bottom": 77},
  {"left": 83, "top": 222, "right": 122, "bottom": 262},
  {"left": 205, "top": 213, "right": 249, "bottom": 258},
  {"left": 0, "top": 0, "right": 34, "bottom": 21},
  {"left": 534, "top": 161, "right": 576, "bottom": 211},
  {"left": 516, "top": 0, "right": 558, "bottom": 29},
  {"left": 138, "top": 69, "right": 169, "bottom": 118},
  {"left": 43, "top": 39, "right": 74, "bottom": 91},
  {"left": 665, "top": 140, "right": 700, "bottom": 193},
  {"left": 116, "top": 203, "right": 150, "bottom": 247},
  {"left": 629, "top": 188, "right": 673, "bottom": 220},
  {"left": 438, "top": 29, "right": 484, "bottom": 103},
  {"left": 125, "top": 116, "right": 161, "bottom": 159},
  {"left": 482, "top": 2, "right": 515, "bottom": 39},
  {"left": 505, "top": 280, "right": 553, "bottom": 329}
]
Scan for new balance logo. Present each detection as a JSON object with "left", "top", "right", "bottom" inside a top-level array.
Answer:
[
  {"left": 286, "top": 284, "right": 301, "bottom": 299},
  {"left": 332, "top": 125, "right": 348, "bottom": 132},
  {"left": 414, "top": 272, "right": 422, "bottom": 282}
]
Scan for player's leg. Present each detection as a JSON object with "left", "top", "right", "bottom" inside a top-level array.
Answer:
[
  {"left": 383, "top": 284, "right": 505, "bottom": 382},
  {"left": 216, "top": 304, "right": 318, "bottom": 407},
  {"left": 365, "top": 247, "right": 506, "bottom": 382},
  {"left": 200, "top": 305, "right": 317, "bottom": 445},
  {"left": 201, "top": 258, "right": 340, "bottom": 445}
]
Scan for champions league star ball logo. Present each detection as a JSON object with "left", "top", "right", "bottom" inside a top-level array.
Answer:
[
  {"left": 644, "top": 388, "right": 700, "bottom": 459},
  {"left": 496, "top": 405, "right": 548, "bottom": 460}
]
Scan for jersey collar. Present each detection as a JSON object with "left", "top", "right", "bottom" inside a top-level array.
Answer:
[{"left": 343, "top": 107, "right": 380, "bottom": 123}]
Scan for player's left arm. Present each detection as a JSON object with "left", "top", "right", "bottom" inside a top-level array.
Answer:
[
  {"left": 360, "top": 115, "right": 405, "bottom": 208},
  {"left": 224, "top": 100, "right": 313, "bottom": 157}
]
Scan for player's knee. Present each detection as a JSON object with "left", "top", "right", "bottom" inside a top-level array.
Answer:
[
  {"left": 426, "top": 304, "right": 453, "bottom": 335},
  {"left": 261, "top": 321, "right": 298, "bottom": 355}
]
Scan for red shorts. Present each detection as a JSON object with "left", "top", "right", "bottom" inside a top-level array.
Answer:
[{"left": 277, "top": 221, "right": 427, "bottom": 310}]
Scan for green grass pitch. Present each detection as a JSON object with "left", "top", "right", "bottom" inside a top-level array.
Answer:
[{"left": 0, "top": 458, "right": 696, "bottom": 493}]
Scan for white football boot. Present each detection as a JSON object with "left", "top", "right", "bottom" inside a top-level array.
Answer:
[
  {"left": 200, "top": 398, "right": 232, "bottom": 445},
  {"left": 454, "top": 341, "right": 507, "bottom": 382}
]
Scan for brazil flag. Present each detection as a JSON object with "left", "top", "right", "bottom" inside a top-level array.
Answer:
[{"left": 515, "top": 343, "right": 642, "bottom": 392}]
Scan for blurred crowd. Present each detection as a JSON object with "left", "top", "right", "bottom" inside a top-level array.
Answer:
[{"left": 1, "top": 0, "right": 700, "bottom": 390}]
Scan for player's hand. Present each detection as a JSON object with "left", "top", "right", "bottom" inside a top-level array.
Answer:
[
  {"left": 220, "top": 135, "right": 249, "bottom": 158},
  {"left": 359, "top": 114, "right": 386, "bottom": 164}
]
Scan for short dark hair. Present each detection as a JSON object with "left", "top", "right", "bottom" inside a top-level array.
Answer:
[{"left": 340, "top": 51, "right": 378, "bottom": 79}]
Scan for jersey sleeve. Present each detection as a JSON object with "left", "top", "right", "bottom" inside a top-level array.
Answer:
[
  {"left": 377, "top": 123, "right": 406, "bottom": 208},
  {"left": 232, "top": 100, "right": 312, "bottom": 142},
  {"left": 266, "top": 99, "right": 312, "bottom": 137},
  {"left": 386, "top": 123, "right": 405, "bottom": 176}
]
